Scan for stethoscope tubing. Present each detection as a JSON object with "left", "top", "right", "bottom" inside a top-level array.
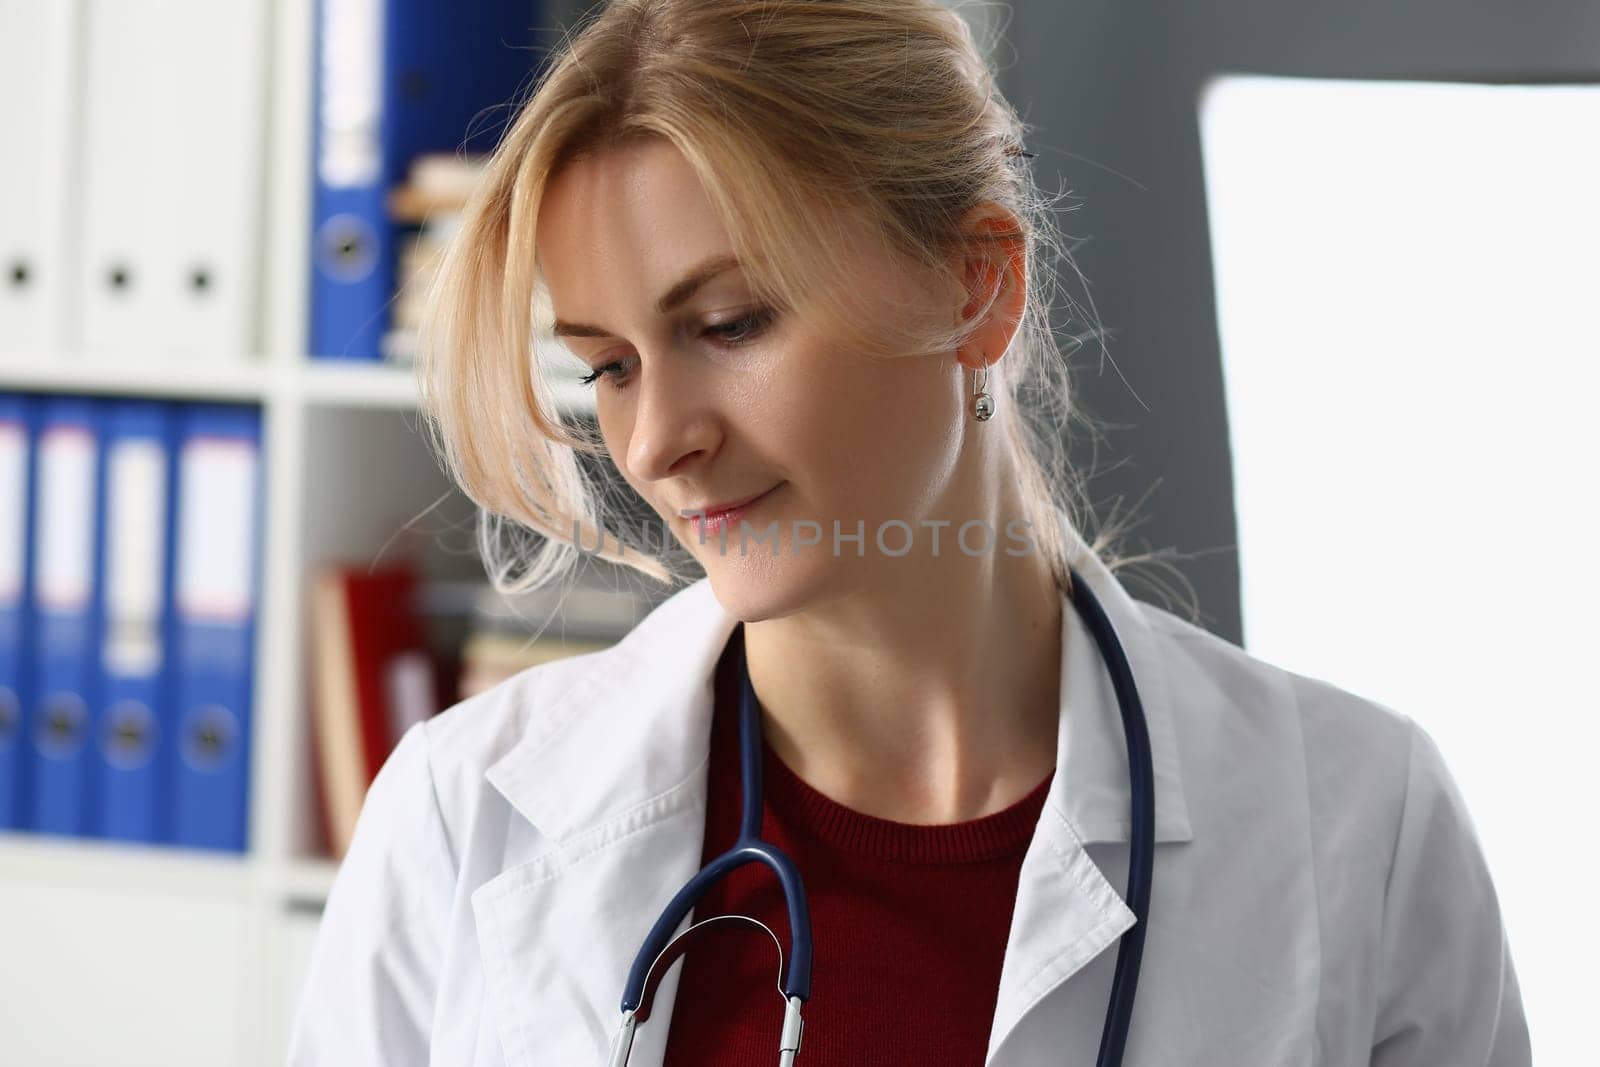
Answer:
[
  {"left": 617, "top": 620, "right": 813, "bottom": 1011},
  {"left": 1069, "top": 567, "right": 1157, "bottom": 1067}
]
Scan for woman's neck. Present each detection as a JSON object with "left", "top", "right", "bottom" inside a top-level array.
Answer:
[{"left": 740, "top": 513, "right": 1065, "bottom": 825}]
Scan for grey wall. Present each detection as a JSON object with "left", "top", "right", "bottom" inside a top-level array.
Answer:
[{"left": 1002, "top": 0, "right": 1600, "bottom": 643}]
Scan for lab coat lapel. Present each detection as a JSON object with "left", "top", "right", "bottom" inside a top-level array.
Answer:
[
  {"left": 985, "top": 525, "right": 1196, "bottom": 1065},
  {"left": 472, "top": 579, "right": 738, "bottom": 1067},
  {"left": 469, "top": 775, "right": 711, "bottom": 1067}
]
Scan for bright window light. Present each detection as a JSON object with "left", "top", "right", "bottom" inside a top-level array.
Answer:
[{"left": 1198, "top": 73, "right": 1596, "bottom": 1062}]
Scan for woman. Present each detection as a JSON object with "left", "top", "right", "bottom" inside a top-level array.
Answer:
[{"left": 289, "top": 2, "right": 1530, "bottom": 1064}]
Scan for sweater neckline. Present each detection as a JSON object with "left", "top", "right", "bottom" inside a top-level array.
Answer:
[{"left": 760, "top": 738, "right": 1055, "bottom": 864}]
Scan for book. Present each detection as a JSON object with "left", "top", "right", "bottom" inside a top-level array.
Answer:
[{"left": 308, "top": 560, "right": 437, "bottom": 859}]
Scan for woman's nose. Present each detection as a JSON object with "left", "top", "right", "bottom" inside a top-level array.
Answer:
[{"left": 623, "top": 344, "right": 720, "bottom": 483}]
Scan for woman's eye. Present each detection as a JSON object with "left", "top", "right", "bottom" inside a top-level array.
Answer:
[
  {"left": 578, "top": 361, "right": 630, "bottom": 390},
  {"left": 577, "top": 307, "right": 776, "bottom": 392},
  {"left": 703, "top": 306, "right": 776, "bottom": 346}
]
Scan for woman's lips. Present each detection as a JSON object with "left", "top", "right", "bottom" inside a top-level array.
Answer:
[{"left": 687, "top": 483, "right": 783, "bottom": 541}]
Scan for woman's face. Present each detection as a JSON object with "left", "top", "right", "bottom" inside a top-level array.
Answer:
[{"left": 537, "top": 137, "right": 974, "bottom": 618}]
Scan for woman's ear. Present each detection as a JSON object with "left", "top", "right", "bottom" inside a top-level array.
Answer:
[{"left": 954, "top": 206, "right": 1027, "bottom": 372}]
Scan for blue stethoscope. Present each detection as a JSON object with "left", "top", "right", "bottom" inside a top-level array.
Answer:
[{"left": 608, "top": 566, "right": 1157, "bottom": 1065}]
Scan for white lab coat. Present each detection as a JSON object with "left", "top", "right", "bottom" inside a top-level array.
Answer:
[{"left": 287, "top": 521, "right": 1531, "bottom": 1066}]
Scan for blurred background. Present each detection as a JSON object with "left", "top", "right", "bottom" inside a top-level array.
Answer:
[{"left": 0, "top": 0, "right": 1591, "bottom": 1062}]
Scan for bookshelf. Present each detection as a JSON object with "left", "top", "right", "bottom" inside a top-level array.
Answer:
[{"left": 0, "top": 1, "right": 597, "bottom": 1064}]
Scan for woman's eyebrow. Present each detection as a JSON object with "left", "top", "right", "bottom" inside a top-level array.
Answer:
[{"left": 552, "top": 254, "right": 742, "bottom": 339}]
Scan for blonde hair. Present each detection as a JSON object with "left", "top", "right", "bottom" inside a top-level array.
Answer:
[{"left": 416, "top": 0, "right": 1194, "bottom": 616}]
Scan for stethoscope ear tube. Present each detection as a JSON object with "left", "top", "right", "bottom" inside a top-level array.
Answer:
[
  {"left": 606, "top": 1010, "right": 636, "bottom": 1067},
  {"left": 734, "top": 623, "right": 816, "bottom": 1002},
  {"left": 1067, "top": 569, "right": 1157, "bottom": 1067},
  {"left": 609, "top": 913, "right": 808, "bottom": 1065},
  {"left": 611, "top": 622, "right": 813, "bottom": 1065}
]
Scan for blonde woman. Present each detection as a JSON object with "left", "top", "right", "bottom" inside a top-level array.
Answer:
[{"left": 288, "top": 2, "right": 1530, "bottom": 1064}]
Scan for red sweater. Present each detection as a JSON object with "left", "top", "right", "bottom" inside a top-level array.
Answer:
[{"left": 662, "top": 637, "right": 1055, "bottom": 1064}]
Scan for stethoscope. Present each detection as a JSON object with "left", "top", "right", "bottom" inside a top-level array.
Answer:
[{"left": 608, "top": 565, "right": 1157, "bottom": 1065}]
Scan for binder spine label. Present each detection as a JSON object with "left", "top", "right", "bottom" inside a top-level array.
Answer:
[
  {"left": 34, "top": 425, "right": 95, "bottom": 612},
  {"left": 175, "top": 436, "right": 258, "bottom": 623},
  {"left": 318, "top": 0, "right": 384, "bottom": 189},
  {"left": 105, "top": 438, "right": 167, "bottom": 677},
  {"left": 0, "top": 420, "right": 24, "bottom": 601}
]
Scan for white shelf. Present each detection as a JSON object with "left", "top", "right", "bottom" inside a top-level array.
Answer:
[
  {"left": 0, "top": 352, "right": 281, "bottom": 401},
  {"left": 271, "top": 857, "right": 343, "bottom": 905},
  {"left": 298, "top": 359, "right": 424, "bottom": 407},
  {"left": 0, "top": 831, "right": 257, "bottom": 896},
  {"left": 0, "top": 355, "right": 597, "bottom": 416},
  {"left": 0, "top": 832, "right": 350, "bottom": 905},
  {"left": 298, "top": 358, "right": 595, "bottom": 413}
]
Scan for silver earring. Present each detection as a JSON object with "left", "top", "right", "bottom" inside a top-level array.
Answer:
[{"left": 971, "top": 363, "right": 995, "bottom": 421}]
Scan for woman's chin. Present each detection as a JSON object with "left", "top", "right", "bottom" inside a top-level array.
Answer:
[{"left": 700, "top": 548, "right": 820, "bottom": 623}]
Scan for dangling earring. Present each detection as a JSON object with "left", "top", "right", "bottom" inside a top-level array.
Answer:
[{"left": 971, "top": 361, "right": 995, "bottom": 421}]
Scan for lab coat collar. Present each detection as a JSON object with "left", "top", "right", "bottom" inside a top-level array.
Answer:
[
  {"left": 474, "top": 512, "right": 1195, "bottom": 1065},
  {"left": 483, "top": 511, "right": 1194, "bottom": 850}
]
